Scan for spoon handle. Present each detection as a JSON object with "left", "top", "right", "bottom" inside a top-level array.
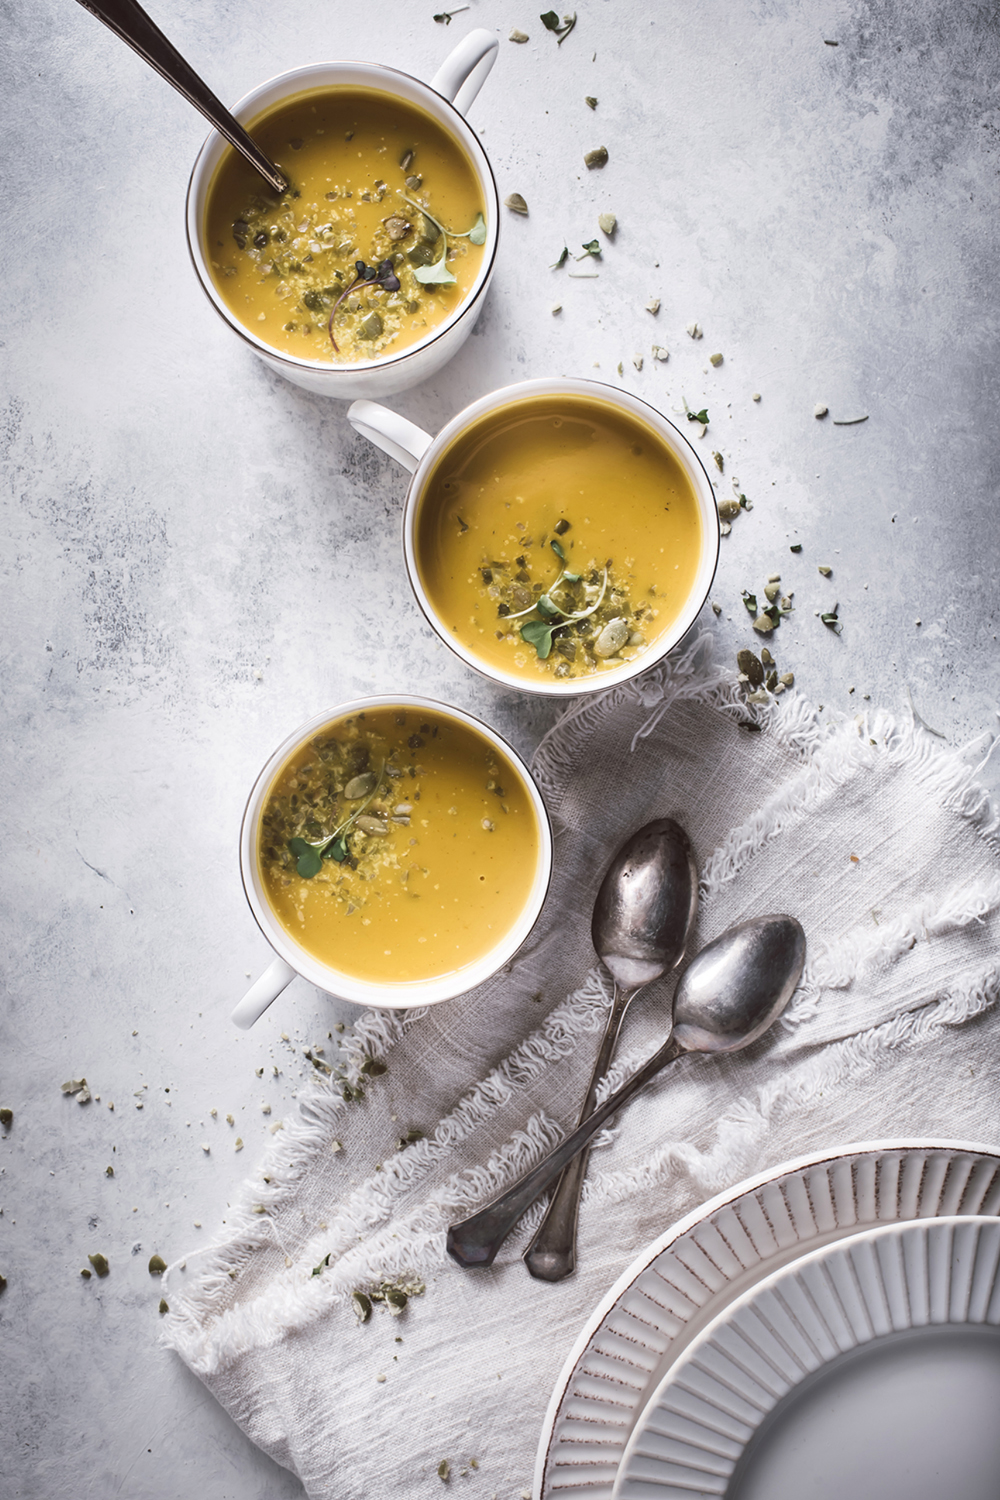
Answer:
[
  {"left": 522, "top": 982, "right": 638, "bottom": 1282},
  {"left": 447, "top": 1035, "right": 684, "bottom": 1270},
  {"left": 74, "top": 0, "right": 289, "bottom": 193}
]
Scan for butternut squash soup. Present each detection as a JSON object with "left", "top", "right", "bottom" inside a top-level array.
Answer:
[
  {"left": 414, "top": 393, "right": 704, "bottom": 684},
  {"left": 257, "top": 707, "right": 540, "bottom": 985},
  {"left": 203, "top": 87, "right": 486, "bottom": 363}
]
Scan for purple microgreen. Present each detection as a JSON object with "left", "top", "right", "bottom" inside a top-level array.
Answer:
[{"left": 328, "top": 261, "right": 400, "bottom": 352}]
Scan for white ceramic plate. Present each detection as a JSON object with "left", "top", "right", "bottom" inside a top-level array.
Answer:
[
  {"left": 613, "top": 1215, "right": 1000, "bottom": 1500},
  {"left": 535, "top": 1140, "right": 1000, "bottom": 1500}
]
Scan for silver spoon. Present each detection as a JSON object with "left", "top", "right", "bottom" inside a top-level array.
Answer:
[
  {"left": 74, "top": 0, "right": 288, "bottom": 193},
  {"left": 523, "top": 819, "right": 698, "bottom": 1283},
  {"left": 447, "top": 914, "right": 806, "bottom": 1270}
]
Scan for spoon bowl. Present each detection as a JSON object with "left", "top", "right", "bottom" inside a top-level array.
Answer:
[{"left": 448, "top": 913, "right": 807, "bottom": 1270}]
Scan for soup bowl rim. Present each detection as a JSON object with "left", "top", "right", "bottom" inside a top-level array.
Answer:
[
  {"left": 240, "top": 693, "right": 553, "bottom": 1008},
  {"left": 401, "top": 376, "right": 722, "bottom": 698},
  {"left": 186, "top": 59, "right": 501, "bottom": 378}
]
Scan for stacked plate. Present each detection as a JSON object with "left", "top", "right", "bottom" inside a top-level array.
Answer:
[{"left": 534, "top": 1141, "right": 1000, "bottom": 1500}]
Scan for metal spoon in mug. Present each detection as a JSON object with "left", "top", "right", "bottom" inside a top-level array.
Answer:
[
  {"left": 523, "top": 818, "right": 698, "bottom": 1283},
  {"left": 74, "top": 0, "right": 289, "bottom": 193},
  {"left": 447, "top": 914, "right": 807, "bottom": 1271}
]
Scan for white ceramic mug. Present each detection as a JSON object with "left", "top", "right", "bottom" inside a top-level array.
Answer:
[
  {"left": 347, "top": 377, "right": 721, "bottom": 697},
  {"left": 232, "top": 694, "right": 552, "bottom": 1028},
  {"left": 187, "top": 31, "right": 499, "bottom": 400}
]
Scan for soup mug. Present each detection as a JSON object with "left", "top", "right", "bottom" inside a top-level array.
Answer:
[
  {"left": 347, "top": 378, "right": 721, "bottom": 697},
  {"left": 187, "top": 31, "right": 500, "bottom": 400},
  {"left": 232, "top": 695, "right": 552, "bottom": 1029}
]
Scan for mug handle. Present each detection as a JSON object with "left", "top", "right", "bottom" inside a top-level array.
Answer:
[
  {"left": 430, "top": 27, "right": 499, "bottom": 118},
  {"left": 347, "top": 400, "right": 433, "bottom": 474},
  {"left": 231, "top": 955, "right": 297, "bottom": 1030}
]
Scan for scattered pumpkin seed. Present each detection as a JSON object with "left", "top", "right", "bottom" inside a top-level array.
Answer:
[
  {"left": 780, "top": 595, "right": 792, "bottom": 609},
  {"left": 760, "top": 647, "right": 775, "bottom": 666},
  {"left": 551, "top": 303, "right": 562, "bottom": 314},
  {"left": 712, "top": 451, "right": 724, "bottom": 472},
  {"left": 105, "top": 1165, "right": 113, "bottom": 1177},
  {"left": 235, "top": 1137, "right": 244, "bottom": 1151},
  {"left": 509, "top": 28, "right": 529, "bottom": 41},
  {"left": 504, "top": 193, "right": 529, "bottom": 215},
  {"left": 737, "top": 649, "right": 764, "bottom": 687},
  {"left": 0, "top": 1107, "right": 11, "bottom": 1127},
  {"left": 159, "top": 1298, "right": 169, "bottom": 1314},
  {"left": 813, "top": 403, "right": 828, "bottom": 418},
  {"left": 148, "top": 1254, "right": 167, "bottom": 1276},
  {"left": 438, "top": 1460, "right": 451, "bottom": 1481},
  {"left": 709, "top": 352, "right": 723, "bottom": 367},
  {"left": 717, "top": 498, "right": 741, "bottom": 520},
  {"left": 584, "top": 146, "right": 609, "bottom": 168},
  {"left": 585, "top": 95, "right": 598, "bottom": 108},
  {"left": 720, "top": 520, "right": 731, "bottom": 535},
  {"left": 88, "top": 1252, "right": 110, "bottom": 1278},
  {"left": 80, "top": 1268, "right": 91, "bottom": 1279},
  {"left": 818, "top": 565, "right": 832, "bottom": 577},
  {"left": 752, "top": 614, "right": 776, "bottom": 635},
  {"left": 353, "top": 1291, "right": 373, "bottom": 1323},
  {"left": 767, "top": 572, "right": 781, "bottom": 582},
  {"left": 598, "top": 212, "right": 617, "bottom": 235},
  {"left": 711, "top": 601, "right": 722, "bottom": 615},
  {"left": 781, "top": 672, "right": 795, "bottom": 687},
  {"left": 766, "top": 670, "right": 778, "bottom": 690}
]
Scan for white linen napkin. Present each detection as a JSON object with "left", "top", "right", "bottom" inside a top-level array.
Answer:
[{"left": 162, "top": 636, "right": 1000, "bottom": 1500}]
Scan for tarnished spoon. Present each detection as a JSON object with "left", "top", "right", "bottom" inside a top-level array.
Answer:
[
  {"left": 74, "top": 0, "right": 288, "bottom": 193},
  {"left": 447, "top": 914, "right": 807, "bottom": 1270},
  {"left": 523, "top": 819, "right": 698, "bottom": 1283}
]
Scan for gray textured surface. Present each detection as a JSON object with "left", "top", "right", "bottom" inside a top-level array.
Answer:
[{"left": 0, "top": 0, "right": 997, "bottom": 1495}]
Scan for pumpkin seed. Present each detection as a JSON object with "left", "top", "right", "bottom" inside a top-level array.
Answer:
[
  {"left": 709, "top": 352, "right": 723, "bottom": 366},
  {"left": 88, "top": 1252, "right": 110, "bottom": 1278},
  {"left": 764, "top": 582, "right": 781, "bottom": 602},
  {"left": 352, "top": 1291, "right": 372, "bottom": 1323},
  {"left": 357, "top": 311, "right": 384, "bottom": 341},
  {"left": 593, "top": 617, "right": 629, "bottom": 658},
  {"left": 382, "top": 215, "right": 411, "bottom": 241},
  {"left": 717, "top": 498, "right": 741, "bottom": 520},
  {"left": 356, "top": 815, "right": 388, "bottom": 835},
  {"left": 504, "top": 192, "right": 529, "bottom": 215},
  {"left": 509, "top": 28, "right": 529, "bottom": 41},
  {"left": 712, "top": 451, "right": 724, "bottom": 472},
  {"left": 584, "top": 147, "right": 609, "bottom": 168},
  {"left": 345, "top": 773, "right": 376, "bottom": 800},
  {"left": 737, "top": 649, "right": 764, "bottom": 687},
  {"left": 598, "top": 212, "right": 617, "bottom": 235},
  {"left": 814, "top": 403, "right": 828, "bottom": 418},
  {"left": 0, "top": 1108, "right": 11, "bottom": 1127},
  {"left": 818, "top": 565, "right": 832, "bottom": 577},
  {"left": 760, "top": 647, "right": 774, "bottom": 666},
  {"left": 752, "top": 614, "right": 776, "bottom": 635}
]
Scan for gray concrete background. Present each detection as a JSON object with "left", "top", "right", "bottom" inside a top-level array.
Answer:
[{"left": 1, "top": 0, "right": 997, "bottom": 1495}]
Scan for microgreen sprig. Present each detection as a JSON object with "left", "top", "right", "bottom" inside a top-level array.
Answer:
[
  {"left": 328, "top": 261, "right": 400, "bottom": 352},
  {"left": 541, "top": 10, "right": 577, "bottom": 43},
  {"left": 396, "top": 194, "right": 486, "bottom": 286},
  {"left": 507, "top": 539, "right": 609, "bottom": 659},
  {"left": 287, "top": 762, "right": 386, "bottom": 877}
]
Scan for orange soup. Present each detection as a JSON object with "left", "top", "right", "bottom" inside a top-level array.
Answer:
[
  {"left": 257, "top": 707, "right": 540, "bottom": 984},
  {"left": 414, "top": 393, "right": 704, "bottom": 684},
  {"left": 203, "top": 87, "right": 486, "bottom": 363}
]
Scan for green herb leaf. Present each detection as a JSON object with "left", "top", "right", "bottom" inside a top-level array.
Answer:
[
  {"left": 540, "top": 9, "right": 577, "bottom": 42},
  {"left": 521, "top": 620, "right": 556, "bottom": 659},
  {"left": 413, "top": 253, "right": 457, "bottom": 285},
  {"left": 324, "top": 836, "right": 349, "bottom": 864},
  {"left": 466, "top": 212, "right": 487, "bottom": 245},
  {"left": 550, "top": 537, "right": 566, "bottom": 560},
  {"left": 535, "top": 594, "right": 561, "bottom": 619},
  {"left": 821, "top": 607, "right": 842, "bottom": 632},
  {"left": 550, "top": 246, "right": 570, "bottom": 269},
  {"left": 577, "top": 239, "right": 601, "bottom": 258},
  {"left": 741, "top": 590, "right": 758, "bottom": 614},
  {"left": 289, "top": 838, "right": 323, "bottom": 878},
  {"left": 688, "top": 407, "right": 709, "bottom": 425}
]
